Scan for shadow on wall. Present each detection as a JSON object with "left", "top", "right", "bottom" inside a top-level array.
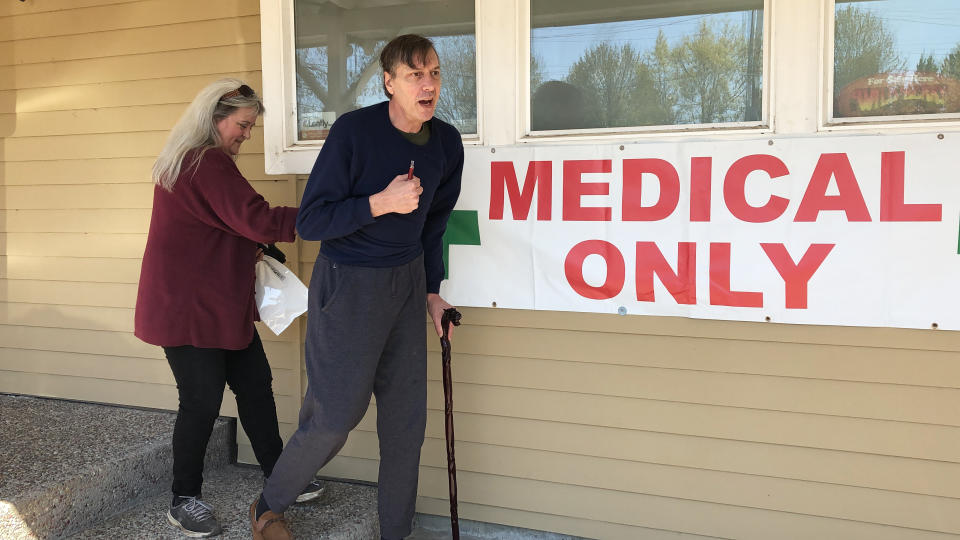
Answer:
[
  {"left": 0, "top": 3, "right": 21, "bottom": 330},
  {"left": 0, "top": 4, "right": 21, "bottom": 538}
]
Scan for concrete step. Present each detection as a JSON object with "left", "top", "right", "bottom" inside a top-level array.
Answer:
[
  {"left": 0, "top": 393, "right": 582, "bottom": 540},
  {"left": 0, "top": 394, "right": 233, "bottom": 540},
  {"left": 67, "top": 465, "right": 380, "bottom": 539}
]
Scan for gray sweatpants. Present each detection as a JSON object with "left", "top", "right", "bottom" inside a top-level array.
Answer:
[{"left": 263, "top": 253, "right": 427, "bottom": 540}]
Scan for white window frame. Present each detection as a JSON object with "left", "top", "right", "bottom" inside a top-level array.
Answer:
[
  {"left": 821, "top": 0, "right": 960, "bottom": 131},
  {"left": 261, "top": 0, "right": 315, "bottom": 174},
  {"left": 263, "top": 0, "right": 960, "bottom": 174},
  {"left": 517, "top": 0, "right": 773, "bottom": 142},
  {"left": 259, "top": 0, "right": 484, "bottom": 174},
  {"left": 262, "top": 0, "right": 786, "bottom": 173}
]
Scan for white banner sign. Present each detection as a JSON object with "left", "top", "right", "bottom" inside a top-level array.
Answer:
[{"left": 439, "top": 133, "right": 960, "bottom": 330}]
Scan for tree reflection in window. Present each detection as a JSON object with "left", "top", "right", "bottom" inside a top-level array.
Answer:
[
  {"left": 530, "top": 0, "right": 764, "bottom": 131},
  {"left": 834, "top": 0, "right": 960, "bottom": 119},
  {"left": 294, "top": 0, "right": 476, "bottom": 140}
]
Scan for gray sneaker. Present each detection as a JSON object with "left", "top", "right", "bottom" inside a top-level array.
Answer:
[
  {"left": 167, "top": 496, "right": 222, "bottom": 538},
  {"left": 295, "top": 479, "right": 326, "bottom": 503}
]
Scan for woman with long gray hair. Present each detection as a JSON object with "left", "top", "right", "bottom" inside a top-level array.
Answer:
[{"left": 134, "top": 79, "right": 322, "bottom": 537}]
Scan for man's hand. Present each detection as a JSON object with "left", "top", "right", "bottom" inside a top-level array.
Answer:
[
  {"left": 427, "top": 293, "right": 455, "bottom": 340},
  {"left": 369, "top": 174, "right": 423, "bottom": 217}
]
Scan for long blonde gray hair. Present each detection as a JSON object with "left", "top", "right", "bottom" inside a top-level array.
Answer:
[{"left": 152, "top": 78, "right": 264, "bottom": 191}]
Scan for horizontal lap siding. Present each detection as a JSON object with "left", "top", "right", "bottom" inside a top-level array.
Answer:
[
  {"left": 0, "top": 0, "right": 259, "bottom": 42},
  {"left": 0, "top": 1, "right": 300, "bottom": 463},
  {"left": 5, "top": 2, "right": 960, "bottom": 539},
  {"left": 0, "top": 1, "right": 141, "bottom": 18},
  {"left": 410, "top": 314, "right": 960, "bottom": 538}
]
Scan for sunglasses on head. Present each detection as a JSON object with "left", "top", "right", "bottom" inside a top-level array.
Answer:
[{"left": 220, "top": 84, "right": 255, "bottom": 101}]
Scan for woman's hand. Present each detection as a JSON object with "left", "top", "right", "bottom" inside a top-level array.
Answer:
[{"left": 256, "top": 247, "right": 264, "bottom": 262}]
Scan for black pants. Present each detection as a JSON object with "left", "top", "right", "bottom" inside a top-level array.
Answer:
[{"left": 164, "top": 330, "right": 283, "bottom": 497}]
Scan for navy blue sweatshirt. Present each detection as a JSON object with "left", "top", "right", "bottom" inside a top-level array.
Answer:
[{"left": 296, "top": 101, "right": 464, "bottom": 293}]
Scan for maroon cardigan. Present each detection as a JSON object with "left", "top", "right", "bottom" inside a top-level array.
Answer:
[{"left": 134, "top": 148, "right": 297, "bottom": 350}]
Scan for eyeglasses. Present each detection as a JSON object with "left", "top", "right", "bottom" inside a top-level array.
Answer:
[{"left": 220, "top": 84, "right": 255, "bottom": 101}]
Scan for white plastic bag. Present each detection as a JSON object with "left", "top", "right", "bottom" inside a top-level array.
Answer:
[{"left": 254, "top": 255, "right": 308, "bottom": 335}]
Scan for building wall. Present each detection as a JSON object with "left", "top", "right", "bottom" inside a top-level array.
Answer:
[
  {"left": 0, "top": 0, "right": 303, "bottom": 461},
  {"left": 3, "top": 1, "right": 960, "bottom": 539}
]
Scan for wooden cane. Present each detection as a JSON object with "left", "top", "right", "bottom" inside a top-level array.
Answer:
[{"left": 440, "top": 307, "right": 462, "bottom": 540}]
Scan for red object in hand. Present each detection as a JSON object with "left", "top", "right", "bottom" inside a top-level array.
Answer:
[{"left": 407, "top": 160, "right": 415, "bottom": 180}]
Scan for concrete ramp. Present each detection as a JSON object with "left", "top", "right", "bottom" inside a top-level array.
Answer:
[
  {"left": 0, "top": 393, "right": 233, "bottom": 539},
  {"left": 0, "top": 393, "right": 380, "bottom": 539}
]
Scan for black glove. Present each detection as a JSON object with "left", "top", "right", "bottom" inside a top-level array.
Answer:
[{"left": 257, "top": 243, "right": 286, "bottom": 264}]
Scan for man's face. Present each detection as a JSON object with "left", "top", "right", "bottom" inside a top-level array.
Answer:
[{"left": 384, "top": 49, "right": 442, "bottom": 132}]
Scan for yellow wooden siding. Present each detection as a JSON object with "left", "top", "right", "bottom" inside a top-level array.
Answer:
[
  {"left": 5, "top": 2, "right": 960, "bottom": 539},
  {"left": 0, "top": 1, "right": 299, "bottom": 464},
  {"left": 0, "top": 0, "right": 152, "bottom": 18},
  {"left": 0, "top": 0, "right": 259, "bottom": 41},
  {"left": 0, "top": 73, "right": 262, "bottom": 116},
  {"left": 0, "top": 155, "right": 280, "bottom": 186},
  {"left": 0, "top": 16, "right": 261, "bottom": 67}
]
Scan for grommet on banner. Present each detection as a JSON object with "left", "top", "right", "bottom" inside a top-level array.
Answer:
[
  {"left": 938, "top": 133, "right": 944, "bottom": 140},
  {"left": 491, "top": 301, "right": 497, "bottom": 308},
  {"left": 491, "top": 147, "right": 496, "bottom": 153},
  {"left": 764, "top": 316, "right": 772, "bottom": 322},
  {"left": 768, "top": 139, "right": 774, "bottom": 146},
  {"left": 617, "top": 306, "right": 627, "bottom": 315},
  {"left": 932, "top": 322, "right": 939, "bottom": 329}
]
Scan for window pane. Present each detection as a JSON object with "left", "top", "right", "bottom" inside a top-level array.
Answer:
[
  {"left": 530, "top": 0, "right": 764, "bottom": 131},
  {"left": 294, "top": 0, "right": 476, "bottom": 140},
  {"left": 834, "top": 0, "right": 960, "bottom": 119}
]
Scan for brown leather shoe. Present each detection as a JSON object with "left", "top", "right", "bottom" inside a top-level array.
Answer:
[{"left": 249, "top": 501, "right": 293, "bottom": 540}]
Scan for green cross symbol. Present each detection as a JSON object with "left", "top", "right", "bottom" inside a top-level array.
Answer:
[{"left": 442, "top": 210, "right": 481, "bottom": 279}]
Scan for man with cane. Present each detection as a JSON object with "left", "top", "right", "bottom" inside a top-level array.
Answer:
[{"left": 250, "top": 34, "right": 464, "bottom": 540}]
